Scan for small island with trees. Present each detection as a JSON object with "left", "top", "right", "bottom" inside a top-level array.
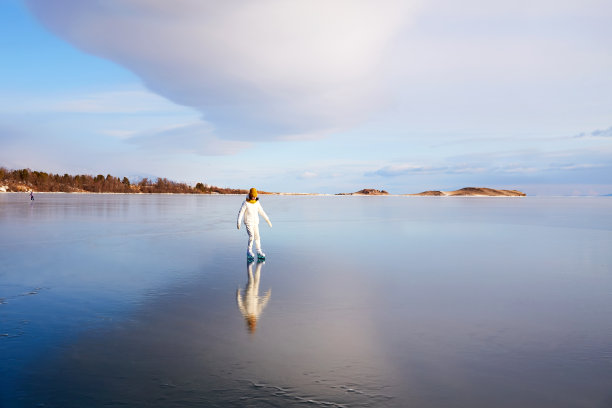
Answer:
[{"left": 0, "top": 167, "right": 247, "bottom": 194}]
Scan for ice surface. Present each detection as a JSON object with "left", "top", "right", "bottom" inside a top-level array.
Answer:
[{"left": 1, "top": 193, "right": 612, "bottom": 407}]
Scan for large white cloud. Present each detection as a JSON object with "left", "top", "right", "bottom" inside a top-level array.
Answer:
[
  {"left": 23, "top": 0, "right": 612, "bottom": 150},
  {"left": 25, "top": 0, "right": 415, "bottom": 140}
]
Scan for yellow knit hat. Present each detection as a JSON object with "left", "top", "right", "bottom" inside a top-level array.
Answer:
[{"left": 249, "top": 188, "right": 258, "bottom": 198}]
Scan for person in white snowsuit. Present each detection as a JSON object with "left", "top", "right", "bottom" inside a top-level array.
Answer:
[
  {"left": 237, "top": 188, "right": 272, "bottom": 259},
  {"left": 236, "top": 260, "right": 271, "bottom": 333}
]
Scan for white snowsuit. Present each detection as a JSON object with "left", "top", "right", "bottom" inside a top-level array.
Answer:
[{"left": 237, "top": 199, "right": 272, "bottom": 255}]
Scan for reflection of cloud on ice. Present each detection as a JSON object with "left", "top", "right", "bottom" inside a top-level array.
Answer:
[{"left": 25, "top": 0, "right": 416, "bottom": 140}]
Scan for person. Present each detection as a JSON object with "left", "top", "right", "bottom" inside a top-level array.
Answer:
[
  {"left": 236, "top": 261, "right": 271, "bottom": 334},
  {"left": 29, "top": 191, "right": 34, "bottom": 201},
  {"left": 237, "top": 188, "right": 272, "bottom": 261}
]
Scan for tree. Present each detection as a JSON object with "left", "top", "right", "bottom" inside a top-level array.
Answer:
[
  {"left": 0, "top": 167, "right": 239, "bottom": 194},
  {"left": 18, "top": 169, "right": 30, "bottom": 182}
]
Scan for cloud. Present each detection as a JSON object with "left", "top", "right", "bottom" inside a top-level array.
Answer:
[
  {"left": 1, "top": 89, "right": 190, "bottom": 115},
  {"left": 368, "top": 154, "right": 612, "bottom": 178},
  {"left": 49, "top": 90, "right": 186, "bottom": 114},
  {"left": 367, "top": 163, "right": 446, "bottom": 177},
  {"left": 555, "top": 163, "right": 608, "bottom": 171},
  {"left": 367, "top": 162, "right": 494, "bottom": 177},
  {"left": 575, "top": 126, "right": 612, "bottom": 139},
  {"left": 299, "top": 171, "right": 318, "bottom": 179},
  {"left": 127, "top": 122, "right": 251, "bottom": 156},
  {"left": 25, "top": 0, "right": 416, "bottom": 140},
  {"left": 100, "top": 129, "right": 139, "bottom": 140}
]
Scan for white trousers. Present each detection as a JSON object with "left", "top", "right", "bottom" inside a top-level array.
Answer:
[{"left": 245, "top": 223, "right": 262, "bottom": 254}]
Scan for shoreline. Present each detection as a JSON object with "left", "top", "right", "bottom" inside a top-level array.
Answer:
[
  {"left": 2, "top": 191, "right": 611, "bottom": 197},
  {"left": 0, "top": 190, "right": 524, "bottom": 197}
]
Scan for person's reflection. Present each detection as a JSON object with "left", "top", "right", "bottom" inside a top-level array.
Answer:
[{"left": 236, "top": 261, "right": 271, "bottom": 334}]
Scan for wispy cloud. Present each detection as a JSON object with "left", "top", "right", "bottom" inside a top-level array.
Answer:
[
  {"left": 127, "top": 122, "right": 250, "bottom": 156},
  {"left": 298, "top": 171, "right": 318, "bottom": 179},
  {"left": 575, "top": 126, "right": 612, "bottom": 139},
  {"left": 367, "top": 162, "right": 504, "bottom": 177},
  {"left": 368, "top": 157, "right": 612, "bottom": 179},
  {"left": 553, "top": 163, "right": 608, "bottom": 171},
  {"left": 50, "top": 90, "right": 185, "bottom": 114},
  {"left": 100, "top": 129, "right": 139, "bottom": 139},
  {"left": 2, "top": 89, "right": 190, "bottom": 115},
  {"left": 366, "top": 163, "right": 445, "bottom": 177}
]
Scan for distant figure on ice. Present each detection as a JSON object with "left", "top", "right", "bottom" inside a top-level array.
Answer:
[
  {"left": 29, "top": 191, "right": 34, "bottom": 201},
  {"left": 236, "top": 261, "right": 271, "bottom": 334},
  {"left": 237, "top": 188, "right": 272, "bottom": 262}
]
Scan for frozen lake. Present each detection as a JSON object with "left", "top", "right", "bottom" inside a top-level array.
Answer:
[{"left": 1, "top": 193, "right": 611, "bottom": 407}]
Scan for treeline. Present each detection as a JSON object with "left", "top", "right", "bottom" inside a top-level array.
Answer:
[{"left": 0, "top": 167, "right": 249, "bottom": 195}]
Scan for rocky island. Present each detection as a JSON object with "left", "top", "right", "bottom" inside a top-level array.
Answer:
[
  {"left": 410, "top": 187, "right": 525, "bottom": 196},
  {"left": 336, "top": 189, "right": 389, "bottom": 196},
  {"left": 335, "top": 187, "right": 525, "bottom": 196}
]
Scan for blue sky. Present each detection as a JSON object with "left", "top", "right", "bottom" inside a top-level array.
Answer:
[{"left": 1, "top": 0, "right": 611, "bottom": 195}]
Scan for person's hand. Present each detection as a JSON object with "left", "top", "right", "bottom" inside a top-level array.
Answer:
[{"left": 237, "top": 224, "right": 240, "bottom": 230}]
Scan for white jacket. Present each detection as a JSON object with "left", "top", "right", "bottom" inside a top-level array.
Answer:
[{"left": 237, "top": 200, "right": 272, "bottom": 228}]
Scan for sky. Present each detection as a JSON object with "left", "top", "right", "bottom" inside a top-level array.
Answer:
[{"left": 1, "top": 0, "right": 611, "bottom": 195}]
